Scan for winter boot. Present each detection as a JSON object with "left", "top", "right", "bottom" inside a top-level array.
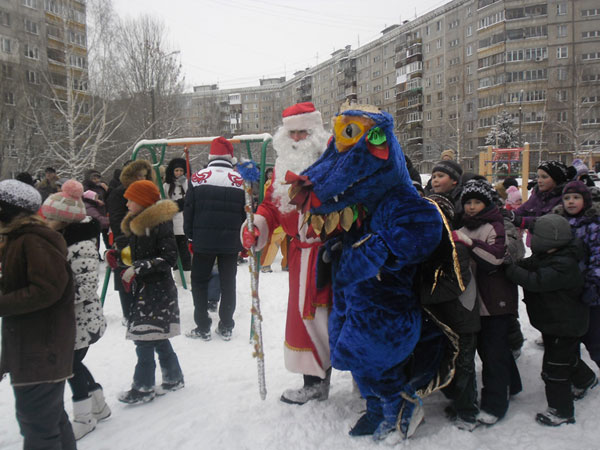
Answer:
[
  {"left": 215, "top": 323, "right": 233, "bottom": 341},
  {"left": 476, "top": 410, "right": 500, "bottom": 425},
  {"left": 89, "top": 387, "right": 111, "bottom": 421},
  {"left": 349, "top": 397, "right": 383, "bottom": 436},
  {"left": 280, "top": 369, "right": 331, "bottom": 405},
  {"left": 186, "top": 327, "right": 211, "bottom": 341},
  {"left": 118, "top": 388, "right": 155, "bottom": 405},
  {"left": 71, "top": 397, "right": 97, "bottom": 440},
  {"left": 535, "top": 408, "right": 575, "bottom": 426},
  {"left": 156, "top": 379, "right": 185, "bottom": 396},
  {"left": 573, "top": 375, "right": 598, "bottom": 400}
]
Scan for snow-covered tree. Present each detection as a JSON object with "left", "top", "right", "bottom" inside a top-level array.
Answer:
[{"left": 485, "top": 110, "right": 520, "bottom": 148}]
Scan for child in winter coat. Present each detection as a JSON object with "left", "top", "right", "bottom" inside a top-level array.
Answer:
[
  {"left": 452, "top": 179, "right": 522, "bottom": 426},
  {"left": 0, "top": 180, "right": 77, "bottom": 449},
  {"left": 163, "top": 157, "right": 191, "bottom": 275},
  {"left": 428, "top": 160, "right": 464, "bottom": 227},
  {"left": 42, "top": 180, "right": 109, "bottom": 440},
  {"left": 557, "top": 181, "right": 600, "bottom": 374},
  {"left": 422, "top": 194, "right": 481, "bottom": 431},
  {"left": 506, "top": 214, "right": 596, "bottom": 426},
  {"left": 109, "top": 179, "right": 184, "bottom": 404}
]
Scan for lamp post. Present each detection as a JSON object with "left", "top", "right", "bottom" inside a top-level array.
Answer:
[{"left": 519, "top": 89, "right": 524, "bottom": 147}]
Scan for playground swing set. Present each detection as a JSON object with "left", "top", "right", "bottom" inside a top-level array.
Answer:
[
  {"left": 478, "top": 143, "right": 531, "bottom": 202},
  {"left": 100, "top": 133, "right": 273, "bottom": 304}
]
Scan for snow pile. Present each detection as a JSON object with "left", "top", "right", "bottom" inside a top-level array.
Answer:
[{"left": 1, "top": 255, "right": 599, "bottom": 450}]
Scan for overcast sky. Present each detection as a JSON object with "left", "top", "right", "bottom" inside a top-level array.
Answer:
[{"left": 111, "top": 0, "right": 448, "bottom": 91}]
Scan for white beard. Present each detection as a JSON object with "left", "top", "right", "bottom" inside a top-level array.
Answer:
[{"left": 271, "top": 125, "right": 329, "bottom": 214}]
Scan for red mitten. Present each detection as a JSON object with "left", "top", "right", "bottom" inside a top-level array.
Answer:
[
  {"left": 242, "top": 226, "right": 260, "bottom": 249},
  {"left": 188, "top": 241, "right": 194, "bottom": 255},
  {"left": 105, "top": 249, "right": 120, "bottom": 269},
  {"left": 120, "top": 267, "right": 136, "bottom": 293}
]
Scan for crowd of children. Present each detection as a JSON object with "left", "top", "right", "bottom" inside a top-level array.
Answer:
[{"left": 1, "top": 153, "right": 599, "bottom": 447}]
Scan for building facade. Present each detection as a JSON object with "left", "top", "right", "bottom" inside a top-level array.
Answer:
[
  {"left": 182, "top": 0, "right": 600, "bottom": 174},
  {"left": 0, "top": 0, "right": 88, "bottom": 178}
]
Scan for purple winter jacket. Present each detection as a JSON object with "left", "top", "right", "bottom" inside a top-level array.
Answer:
[{"left": 513, "top": 184, "right": 564, "bottom": 229}]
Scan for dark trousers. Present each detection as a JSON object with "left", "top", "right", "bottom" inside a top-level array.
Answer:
[
  {"left": 443, "top": 332, "right": 479, "bottom": 421},
  {"left": 13, "top": 381, "right": 76, "bottom": 450},
  {"left": 133, "top": 339, "right": 183, "bottom": 391},
  {"left": 582, "top": 305, "right": 600, "bottom": 369},
  {"left": 67, "top": 347, "right": 100, "bottom": 401},
  {"left": 191, "top": 253, "right": 237, "bottom": 331},
  {"left": 175, "top": 235, "right": 192, "bottom": 271},
  {"left": 477, "top": 315, "right": 522, "bottom": 418},
  {"left": 208, "top": 264, "right": 221, "bottom": 303},
  {"left": 113, "top": 267, "right": 134, "bottom": 321},
  {"left": 541, "top": 334, "right": 596, "bottom": 418}
]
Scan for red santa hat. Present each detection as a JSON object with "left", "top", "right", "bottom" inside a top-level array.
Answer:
[
  {"left": 209, "top": 136, "right": 237, "bottom": 164},
  {"left": 282, "top": 102, "right": 323, "bottom": 131}
]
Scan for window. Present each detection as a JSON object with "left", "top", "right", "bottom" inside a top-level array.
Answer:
[
  {"left": 426, "top": 94, "right": 431, "bottom": 105},
  {"left": 425, "top": 25, "right": 430, "bottom": 36},
  {"left": 24, "top": 19, "right": 38, "bottom": 34},
  {"left": 581, "top": 9, "right": 600, "bottom": 17},
  {"left": 467, "top": 103, "right": 473, "bottom": 113},
  {"left": 45, "top": 0, "right": 61, "bottom": 14},
  {"left": 425, "top": 43, "right": 430, "bottom": 53},
  {"left": 69, "top": 55, "right": 86, "bottom": 69},
  {"left": 467, "top": 45, "right": 472, "bottom": 56},
  {"left": 467, "top": 82, "right": 473, "bottom": 94},
  {"left": 4, "top": 92, "right": 14, "bottom": 105},
  {"left": 582, "top": 52, "right": 600, "bottom": 61},
  {"left": 557, "top": 24, "right": 567, "bottom": 37},
  {"left": 582, "top": 31, "right": 600, "bottom": 38},
  {"left": 449, "top": 39, "right": 459, "bottom": 48},
  {"left": 23, "top": 44, "right": 38, "bottom": 59},
  {"left": 26, "top": 70, "right": 39, "bottom": 84},
  {"left": 479, "top": 10, "right": 505, "bottom": 29},
  {"left": 436, "top": 74, "right": 443, "bottom": 85},
  {"left": 436, "top": 39, "right": 442, "bottom": 49},
  {"left": 466, "top": 25, "right": 472, "bottom": 37},
  {"left": 23, "top": 0, "right": 36, "bottom": 8},
  {"left": 556, "top": 133, "right": 566, "bottom": 144},
  {"left": 556, "top": 90, "right": 567, "bottom": 101},
  {"left": 0, "top": 10, "right": 10, "bottom": 27},
  {"left": 557, "top": 67, "right": 568, "bottom": 80},
  {"left": 426, "top": 111, "right": 432, "bottom": 121},
  {"left": 557, "top": 111, "right": 567, "bottom": 122},
  {"left": 437, "top": 92, "right": 443, "bottom": 102},
  {"left": 2, "top": 63, "right": 13, "bottom": 79},
  {"left": 449, "top": 19, "right": 459, "bottom": 29},
  {"left": 557, "top": 47, "right": 568, "bottom": 59},
  {"left": 466, "top": 64, "right": 472, "bottom": 75},
  {"left": 437, "top": 20, "right": 441, "bottom": 31},
  {"left": 557, "top": 3, "right": 567, "bottom": 15},
  {"left": 1, "top": 36, "right": 11, "bottom": 53}
]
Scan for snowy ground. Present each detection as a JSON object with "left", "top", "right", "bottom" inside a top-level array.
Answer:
[{"left": 1, "top": 253, "right": 599, "bottom": 450}]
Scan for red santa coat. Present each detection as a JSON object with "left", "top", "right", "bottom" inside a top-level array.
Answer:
[{"left": 254, "top": 179, "right": 331, "bottom": 378}]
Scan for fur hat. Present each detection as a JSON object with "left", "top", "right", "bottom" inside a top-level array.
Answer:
[
  {"left": 461, "top": 179, "right": 495, "bottom": 207},
  {"left": 441, "top": 149, "right": 455, "bottom": 160},
  {"left": 537, "top": 160, "right": 569, "bottom": 185},
  {"left": 165, "top": 157, "right": 187, "bottom": 184},
  {"left": 119, "top": 160, "right": 156, "bottom": 188},
  {"left": 124, "top": 180, "right": 160, "bottom": 208},
  {"left": 432, "top": 160, "right": 463, "bottom": 182},
  {"left": 281, "top": 102, "right": 323, "bottom": 131},
  {"left": 562, "top": 180, "right": 592, "bottom": 211},
  {"left": 0, "top": 180, "right": 42, "bottom": 222},
  {"left": 15, "top": 172, "right": 35, "bottom": 186},
  {"left": 531, "top": 214, "right": 572, "bottom": 254},
  {"left": 505, "top": 185, "right": 522, "bottom": 207},
  {"left": 209, "top": 137, "right": 237, "bottom": 165},
  {"left": 41, "top": 179, "right": 87, "bottom": 223}
]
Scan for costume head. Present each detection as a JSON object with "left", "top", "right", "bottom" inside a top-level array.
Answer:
[
  {"left": 297, "top": 102, "right": 415, "bottom": 219},
  {"left": 209, "top": 137, "right": 237, "bottom": 165},
  {"left": 42, "top": 179, "right": 86, "bottom": 223},
  {"left": 0, "top": 179, "right": 42, "bottom": 223},
  {"left": 272, "top": 102, "right": 329, "bottom": 213},
  {"left": 562, "top": 180, "right": 592, "bottom": 211},
  {"left": 124, "top": 180, "right": 160, "bottom": 208},
  {"left": 538, "top": 160, "right": 568, "bottom": 185},
  {"left": 531, "top": 214, "right": 572, "bottom": 254}
]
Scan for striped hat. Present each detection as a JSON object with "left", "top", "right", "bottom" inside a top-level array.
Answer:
[{"left": 41, "top": 179, "right": 87, "bottom": 223}]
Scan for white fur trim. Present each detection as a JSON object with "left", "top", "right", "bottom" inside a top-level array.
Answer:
[
  {"left": 282, "top": 110, "right": 323, "bottom": 131},
  {"left": 208, "top": 155, "right": 238, "bottom": 165}
]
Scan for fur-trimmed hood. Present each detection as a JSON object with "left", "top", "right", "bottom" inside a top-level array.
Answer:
[
  {"left": 119, "top": 160, "right": 156, "bottom": 188},
  {"left": 0, "top": 214, "right": 67, "bottom": 259},
  {"left": 121, "top": 200, "right": 178, "bottom": 237},
  {"left": 0, "top": 213, "right": 48, "bottom": 235}
]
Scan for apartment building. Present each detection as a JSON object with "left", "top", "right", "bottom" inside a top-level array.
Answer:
[
  {"left": 0, "top": 0, "right": 88, "bottom": 178},
  {"left": 182, "top": 0, "right": 600, "bottom": 173}
]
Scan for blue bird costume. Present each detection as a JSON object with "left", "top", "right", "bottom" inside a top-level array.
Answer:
[{"left": 289, "top": 103, "right": 443, "bottom": 439}]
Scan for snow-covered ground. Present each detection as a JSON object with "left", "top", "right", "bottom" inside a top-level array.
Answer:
[{"left": 1, "top": 253, "right": 599, "bottom": 450}]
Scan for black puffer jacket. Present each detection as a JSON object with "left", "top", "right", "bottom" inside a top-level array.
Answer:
[
  {"left": 184, "top": 159, "right": 246, "bottom": 254},
  {"left": 506, "top": 240, "right": 588, "bottom": 337}
]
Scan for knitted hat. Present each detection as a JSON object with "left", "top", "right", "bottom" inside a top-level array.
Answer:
[
  {"left": 502, "top": 177, "right": 518, "bottom": 190},
  {"left": 537, "top": 160, "right": 569, "bottom": 185},
  {"left": 461, "top": 179, "right": 495, "bottom": 207},
  {"left": 570, "top": 159, "right": 589, "bottom": 180},
  {"left": 562, "top": 180, "right": 592, "bottom": 211},
  {"left": 432, "top": 160, "right": 463, "bottom": 182},
  {"left": 441, "top": 149, "right": 455, "bottom": 160},
  {"left": 282, "top": 102, "right": 323, "bottom": 131},
  {"left": 0, "top": 179, "right": 42, "bottom": 219},
  {"left": 531, "top": 214, "right": 572, "bottom": 254},
  {"left": 124, "top": 180, "right": 160, "bottom": 208},
  {"left": 41, "top": 179, "right": 87, "bottom": 223},
  {"left": 427, "top": 193, "right": 455, "bottom": 223},
  {"left": 505, "top": 185, "right": 522, "bottom": 207},
  {"left": 209, "top": 137, "right": 237, "bottom": 164}
]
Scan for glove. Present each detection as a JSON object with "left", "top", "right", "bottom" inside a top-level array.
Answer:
[
  {"left": 501, "top": 208, "right": 514, "bottom": 221},
  {"left": 452, "top": 230, "right": 473, "bottom": 248},
  {"left": 105, "top": 249, "right": 120, "bottom": 269},
  {"left": 242, "top": 226, "right": 260, "bottom": 249},
  {"left": 120, "top": 267, "right": 136, "bottom": 293},
  {"left": 188, "top": 241, "right": 194, "bottom": 255}
]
